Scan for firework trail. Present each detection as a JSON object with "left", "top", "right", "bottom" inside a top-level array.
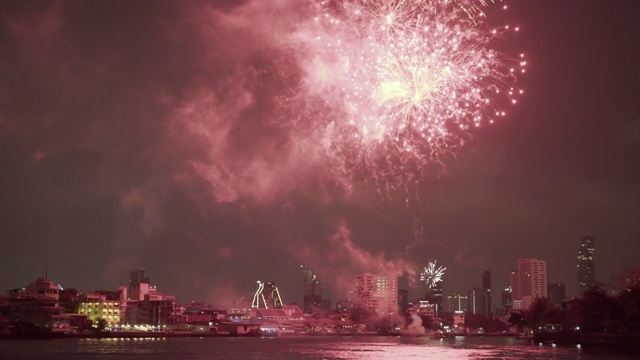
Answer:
[
  {"left": 289, "top": 0, "right": 525, "bottom": 192},
  {"left": 420, "top": 260, "right": 446, "bottom": 288}
]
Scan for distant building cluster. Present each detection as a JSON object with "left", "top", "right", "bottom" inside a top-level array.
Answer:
[
  {"left": 412, "top": 234, "right": 597, "bottom": 322},
  {"left": 0, "top": 268, "right": 306, "bottom": 336},
  {"left": 0, "top": 234, "right": 598, "bottom": 336}
]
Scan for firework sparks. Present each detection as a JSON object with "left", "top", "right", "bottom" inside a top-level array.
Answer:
[
  {"left": 420, "top": 260, "right": 446, "bottom": 288},
  {"left": 293, "top": 0, "right": 525, "bottom": 191}
]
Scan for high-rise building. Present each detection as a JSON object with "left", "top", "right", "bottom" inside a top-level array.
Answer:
[
  {"left": 431, "top": 280, "right": 444, "bottom": 317},
  {"left": 398, "top": 289, "right": 409, "bottom": 311},
  {"left": 511, "top": 258, "right": 547, "bottom": 311},
  {"left": 482, "top": 271, "right": 492, "bottom": 317},
  {"left": 509, "top": 270, "right": 519, "bottom": 310},
  {"left": 577, "top": 234, "right": 597, "bottom": 294},
  {"left": 482, "top": 271, "right": 491, "bottom": 291},
  {"left": 351, "top": 272, "right": 398, "bottom": 314},
  {"left": 468, "top": 287, "right": 490, "bottom": 315},
  {"left": 501, "top": 285, "right": 512, "bottom": 315},
  {"left": 547, "top": 283, "right": 566, "bottom": 307},
  {"left": 446, "top": 294, "right": 468, "bottom": 313},
  {"left": 302, "top": 266, "right": 322, "bottom": 313}
]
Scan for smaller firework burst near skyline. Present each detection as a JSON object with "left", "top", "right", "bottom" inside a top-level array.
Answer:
[{"left": 420, "top": 260, "right": 447, "bottom": 288}]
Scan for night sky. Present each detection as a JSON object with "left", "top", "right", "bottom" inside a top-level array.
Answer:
[{"left": 1, "top": 0, "right": 639, "bottom": 307}]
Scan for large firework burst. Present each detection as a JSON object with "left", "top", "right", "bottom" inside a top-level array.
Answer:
[{"left": 293, "top": 0, "right": 525, "bottom": 191}]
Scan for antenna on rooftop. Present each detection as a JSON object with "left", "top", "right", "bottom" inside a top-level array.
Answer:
[{"left": 40, "top": 262, "right": 48, "bottom": 279}]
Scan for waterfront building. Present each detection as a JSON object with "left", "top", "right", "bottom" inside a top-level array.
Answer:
[
  {"left": 124, "top": 296, "right": 176, "bottom": 328},
  {"left": 175, "top": 303, "right": 228, "bottom": 331},
  {"left": 409, "top": 300, "right": 435, "bottom": 318},
  {"left": 122, "top": 269, "right": 178, "bottom": 327},
  {"left": 7, "top": 277, "right": 69, "bottom": 333},
  {"left": 129, "top": 268, "right": 150, "bottom": 301},
  {"left": 577, "top": 234, "right": 597, "bottom": 294},
  {"left": 452, "top": 311, "right": 465, "bottom": 329},
  {"left": 77, "top": 291, "right": 122, "bottom": 326}
]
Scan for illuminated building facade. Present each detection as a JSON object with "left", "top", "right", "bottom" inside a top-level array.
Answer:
[
  {"left": 510, "top": 258, "right": 547, "bottom": 311},
  {"left": 577, "top": 234, "right": 596, "bottom": 294},
  {"left": 252, "top": 281, "right": 283, "bottom": 309},
  {"left": 78, "top": 292, "right": 121, "bottom": 326}
]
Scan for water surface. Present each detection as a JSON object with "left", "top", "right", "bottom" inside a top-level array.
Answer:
[{"left": 1, "top": 335, "right": 636, "bottom": 359}]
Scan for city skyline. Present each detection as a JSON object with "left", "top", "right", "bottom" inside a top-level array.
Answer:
[
  {"left": 0, "top": 252, "right": 604, "bottom": 312},
  {"left": 0, "top": 0, "right": 639, "bottom": 306}
]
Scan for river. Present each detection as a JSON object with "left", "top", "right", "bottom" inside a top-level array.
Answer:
[{"left": 1, "top": 335, "right": 637, "bottom": 359}]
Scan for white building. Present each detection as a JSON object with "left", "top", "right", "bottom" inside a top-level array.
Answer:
[{"left": 351, "top": 272, "right": 398, "bottom": 315}]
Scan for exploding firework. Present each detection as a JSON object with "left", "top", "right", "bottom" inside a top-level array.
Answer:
[
  {"left": 292, "top": 0, "right": 525, "bottom": 191},
  {"left": 420, "top": 260, "right": 446, "bottom": 288}
]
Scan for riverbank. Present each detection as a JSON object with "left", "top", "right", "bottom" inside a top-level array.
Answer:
[
  {"left": 532, "top": 331, "right": 640, "bottom": 351},
  {"left": 1, "top": 330, "right": 522, "bottom": 340}
]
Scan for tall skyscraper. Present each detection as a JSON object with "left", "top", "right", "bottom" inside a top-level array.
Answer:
[
  {"left": 302, "top": 266, "right": 322, "bottom": 313},
  {"left": 482, "top": 271, "right": 492, "bottom": 317},
  {"left": 510, "top": 258, "right": 547, "bottom": 311},
  {"left": 577, "top": 234, "right": 596, "bottom": 294},
  {"left": 431, "top": 280, "right": 444, "bottom": 317},
  {"left": 482, "top": 271, "right": 491, "bottom": 290},
  {"left": 351, "top": 272, "right": 398, "bottom": 314},
  {"left": 398, "top": 289, "right": 409, "bottom": 311},
  {"left": 468, "top": 287, "right": 490, "bottom": 315},
  {"left": 501, "top": 285, "right": 512, "bottom": 315}
]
